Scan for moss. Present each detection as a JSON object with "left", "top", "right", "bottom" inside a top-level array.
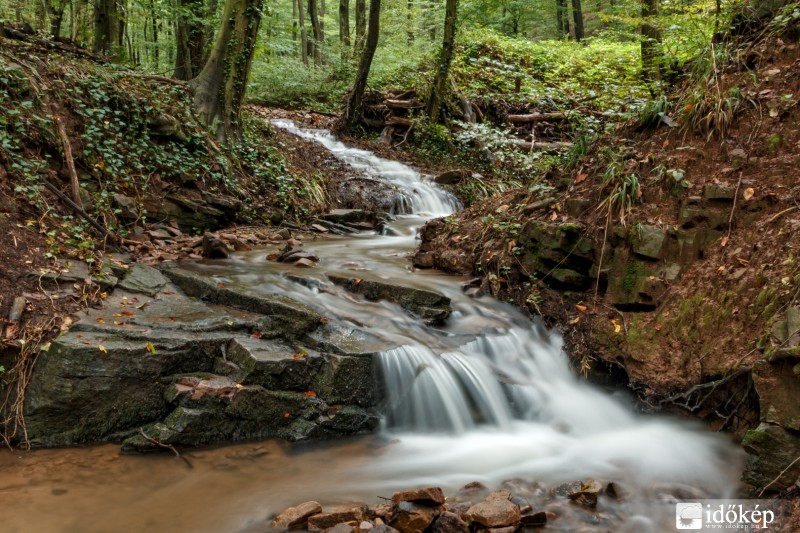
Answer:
[{"left": 621, "top": 259, "right": 647, "bottom": 294}]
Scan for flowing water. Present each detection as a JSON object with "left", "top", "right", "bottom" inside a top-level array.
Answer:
[{"left": 0, "top": 122, "right": 743, "bottom": 532}]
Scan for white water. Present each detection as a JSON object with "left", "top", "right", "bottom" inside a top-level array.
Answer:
[{"left": 265, "top": 120, "right": 743, "bottom": 497}]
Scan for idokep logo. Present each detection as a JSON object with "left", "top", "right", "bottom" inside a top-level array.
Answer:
[{"left": 675, "top": 502, "right": 703, "bottom": 529}]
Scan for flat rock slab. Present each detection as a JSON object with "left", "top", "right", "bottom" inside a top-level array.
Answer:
[
  {"left": 392, "top": 487, "right": 446, "bottom": 506},
  {"left": 327, "top": 275, "right": 451, "bottom": 322},
  {"left": 117, "top": 263, "right": 169, "bottom": 296},
  {"left": 272, "top": 501, "right": 323, "bottom": 530},
  {"left": 464, "top": 491, "right": 520, "bottom": 528}
]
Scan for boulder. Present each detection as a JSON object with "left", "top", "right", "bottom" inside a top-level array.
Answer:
[
  {"left": 117, "top": 264, "right": 169, "bottom": 296},
  {"left": 431, "top": 512, "right": 469, "bottom": 533},
  {"left": 753, "top": 358, "right": 800, "bottom": 430},
  {"left": 388, "top": 502, "right": 437, "bottom": 533},
  {"left": 391, "top": 487, "right": 446, "bottom": 506},
  {"left": 742, "top": 423, "right": 800, "bottom": 492},
  {"left": 308, "top": 509, "right": 367, "bottom": 531},
  {"left": 434, "top": 170, "right": 467, "bottom": 185},
  {"left": 631, "top": 226, "right": 666, "bottom": 261},
  {"left": 272, "top": 501, "right": 323, "bottom": 530},
  {"left": 464, "top": 491, "right": 520, "bottom": 528},
  {"left": 327, "top": 275, "right": 451, "bottom": 322}
]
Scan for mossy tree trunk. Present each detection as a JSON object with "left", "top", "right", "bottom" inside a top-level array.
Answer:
[
  {"left": 354, "top": 0, "right": 366, "bottom": 53},
  {"left": 189, "top": 0, "right": 263, "bottom": 141},
  {"left": 308, "top": 0, "right": 323, "bottom": 65},
  {"left": 93, "top": 0, "right": 119, "bottom": 55},
  {"left": 641, "top": 0, "right": 663, "bottom": 81},
  {"left": 426, "top": 0, "right": 457, "bottom": 122},
  {"left": 173, "top": 0, "right": 211, "bottom": 80},
  {"left": 344, "top": 0, "right": 381, "bottom": 130}
]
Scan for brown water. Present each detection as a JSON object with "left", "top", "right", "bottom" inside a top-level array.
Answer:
[{"left": 0, "top": 438, "right": 387, "bottom": 533}]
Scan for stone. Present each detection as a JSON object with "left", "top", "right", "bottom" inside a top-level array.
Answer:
[
  {"left": 388, "top": 502, "right": 437, "bottom": 533},
  {"left": 370, "top": 526, "right": 400, "bottom": 533},
  {"left": 392, "top": 487, "right": 446, "bottom": 506},
  {"left": 272, "top": 501, "right": 323, "bottom": 530},
  {"left": 519, "top": 512, "right": 547, "bottom": 527},
  {"left": 160, "top": 266, "right": 322, "bottom": 338},
  {"left": 488, "top": 527, "right": 515, "bottom": 533},
  {"left": 566, "top": 480, "right": 604, "bottom": 508},
  {"left": 548, "top": 268, "right": 589, "bottom": 289},
  {"left": 753, "top": 359, "right": 800, "bottom": 430},
  {"left": 431, "top": 511, "right": 469, "bottom": 533},
  {"left": 294, "top": 258, "right": 318, "bottom": 268},
  {"left": 324, "top": 524, "right": 356, "bottom": 533},
  {"left": 464, "top": 492, "right": 520, "bottom": 528},
  {"left": 117, "top": 264, "right": 169, "bottom": 297},
  {"left": 320, "top": 209, "right": 378, "bottom": 225},
  {"left": 703, "top": 183, "right": 736, "bottom": 202},
  {"left": 327, "top": 275, "right": 451, "bottom": 322},
  {"left": 729, "top": 148, "right": 747, "bottom": 160},
  {"left": 631, "top": 226, "right": 666, "bottom": 260},
  {"left": 308, "top": 509, "right": 367, "bottom": 531},
  {"left": 742, "top": 423, "right": 800, "bottom": 492}
]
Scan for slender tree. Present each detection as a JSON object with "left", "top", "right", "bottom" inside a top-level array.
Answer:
[
  {"left": 308, "top": 0, "right": 323, "bottom": 64},
  {"left": 299, "top": 0, "right": 308, "bottom": 65},
  {"left": 339, "top": 0, "right": 350, "bottom": 50},
  {"left": 189, "top": 0, "right": 264, "bottom": 140},
  {"left": 354, "top": 0, "right": 366, "bottom": 53},
  {"left": 173, "top": 0, "right": 209, "bottom": 80},
  {"left": 426, "top": 0, "right": 457, "bottom": 122},
  {"left": 641, "top": 0, "right": 663, "bottom": 80},
  {"left": 93, "top": 0, "right": 119, "bottom": 55},
  {"left": 344, "top": 0, "right": 381, "bottom": 129},
  {"left": 571, "top": 0, "right": 583, "bottom": 41}
]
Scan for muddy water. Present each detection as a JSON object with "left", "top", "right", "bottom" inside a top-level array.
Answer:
[{"left": 0, "top": 122, "right": 744, "bottom": 532}]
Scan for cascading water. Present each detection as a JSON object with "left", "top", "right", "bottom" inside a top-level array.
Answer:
[{"left": 261, "top": 120, "right": 743, "bottom": 497}]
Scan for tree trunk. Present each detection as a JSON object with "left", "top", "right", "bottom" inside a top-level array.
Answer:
[
  {"left": 344, "top": 0, "right": 381, "bottom": 130},
  {"left": 93, "top": 0, "right": 119, "bottom": 55},
  {"left": 293, "top": 0, "right": 298, "bottom": 55},
  {"left": 308, "top": 0, "right": 323, "bottom": 65},
  {"left": 426, "top": 0, "right": 457, "bottom": 122},
  {"left": 189, "top": 0, "right": 264, "bottom": 141},
  {"left": 299, "top": 0, "right": 308, "bottom": 65},
  {"left": 46, "top": 0, "right": 67, "bottom": 38},
  {"left": 641, "top": 0, "right": 662, "bottom": 80},
  {"left": 354, "top": 0, "right": 366, "bottom": 53},
  {"left": 339, "top": 0, "right": 350, "bottom": 56},
  {"left": 571, "top": 0, "right": 584, "bottom": 41},
  {"left": 174, "top": 0, "right": 209, "bottom": 80},
  {"left": 406, "top": 0, "right": 414, "bottom": 46}
]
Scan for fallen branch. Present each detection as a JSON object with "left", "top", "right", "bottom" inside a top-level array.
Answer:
[
  {"left": 759, "top": 454, "right": 800, "bottom": 497},
  {"left": 39, "top": 178, "right": 121, "bottom": 247},
  {"left": 383, "top": 99, "right": 424, "bottom": 109},
  {"left": 507, "top": 112, "right": 569, "bottom": 123},
  {"left": 508, "top": 138, "right": 573, "bottom": 152},
  {"left": 53, "top": 115, "right": 83, "bottom": 208},
  {"left": 137, "top": 428, "right": 193, "bottom": 468}
]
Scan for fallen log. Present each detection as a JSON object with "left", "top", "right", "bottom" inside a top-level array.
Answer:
[
  {"left": 383, "top": 99, "right": 425, "bottom": 109},
  {"left": 508, "top": 138, "right": 573, "bottom": 152},
  {"left": 507, "top": 112, "right": 569, "bottom": 123},
  {"left": 386, "top": 116, "right": 413, "bottom": 127}
]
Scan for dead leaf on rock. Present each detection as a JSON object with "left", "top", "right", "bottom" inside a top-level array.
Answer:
[{"left": 743, "top": 187, "right": 754, "bottom": 201}]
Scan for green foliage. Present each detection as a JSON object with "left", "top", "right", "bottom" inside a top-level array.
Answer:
[{"left": 599, "top": 147, "right": 640, "bottom": 225}]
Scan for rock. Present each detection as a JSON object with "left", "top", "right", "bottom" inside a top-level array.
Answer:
[
  {"left": 113, "top": 193, "right": 139, "bottom": 219},
  {"left": 703, "top": 183, "right": 736, "bottom": 202},
  {"left": 274, "top": 228, "right": 292, "bottom": 240},
  {"left": 327, "top": 275, "right": 451, "bottom": 322},
  {"left": 566, "top": 480, "right": 604, "bottom": 507},
  {"left": 392, "top": 487, "right": 446, "bottom": 506},
  {"left": 202, "top": 233, "right": 231, "bottom": 259},
  {"left": 272, "top": 501, "right": 323, "bottom": 530},
  {"left": 728, "top": 148, "right": 747, "bottom": 160},
  {"left": 370, "top": 526, "right": 400, "bottom": 533},
  {"left": 320, "top": 210, "right": 378, "bottom": 225},
  {"left": 294, "top": 258, "right": 318, "bottom": 268},
  {"left": 753, "top": 359, "right": 800, "bottom": 430},
  {"left": 487, "top": 527, "right": 515, "bottom": 533},
  {"left": 117, "top": 264, "right": 168, "bottom": 297},
  {"left": 324, "top": 524, "right": 356, "bottom": 533},
  {"left": 431, "top": 511, "right": 469, "bottom": 533},
  {"left": 548, "top": 268, "right": 589, "bottom": 289},
  {"left": 308, "top": 509, "right": 367, "bottom": 531},
  {"left": 631, "top": 226, "right": 666, "bottom": 261},
  {"left": 388, "top": 502, "right": 437, "bottom": 533},
  {"left": 520, "top": 512, "right": 547, "bottom": 527},
  {"left": 742, "top": 423, "right": 800, "bottom": 492},
  {"left": 413, "top": 251, "right": 435, "bottom": 269},
  {"left": 434, "top": 170, "right": 466, "bottom": 185},
  {"left": 464, "top": 491, "right": 520, "bottom": 528},
  {"left": 160, "top": 266, "right": 322, "bottom": 338},
  {"left": 358, "top": 521, "right": 374, "bottom": 531}
]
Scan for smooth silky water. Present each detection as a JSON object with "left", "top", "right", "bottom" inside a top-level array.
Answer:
[{"left": 0, "top": 122, "right": 742, "bottom": 532}]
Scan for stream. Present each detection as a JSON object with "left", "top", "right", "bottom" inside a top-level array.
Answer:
[{"left": 0, "top": 121, "right": 743, "bottom": 532}]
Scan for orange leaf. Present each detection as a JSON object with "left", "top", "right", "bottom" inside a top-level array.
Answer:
[
  {"left": 320, "top": 317, "right": 330, "bottom": 323},
  {"left": 720, "top": 236, "right": 729, "bottom": 247},
  {"left": 304, "top": 391, "right": 317, "bottom": 397},
  {"left": 284, "top": 412, "right": 291, "bottom": 418},
  {"left": 575, "top": 304, "right": 587, "bottom": 312},
  {"left": 575, "top": 173, "right": 587, "bottom": 184},
  {"left": 121, "top": 311, "right": 135, "bottom": 316},
  {"left": 251, "top": 331, "right": 263, "bottom": 339}
]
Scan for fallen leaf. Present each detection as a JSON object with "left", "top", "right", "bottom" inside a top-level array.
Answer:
[
  {"left": 720, "top": 236, "right": 729, "bottom": 247},
  {"left": 611, "top": 319, "right": 621, "bottom": 334},
  {"left": 575, "top": 304, "right": 587, "bottom": 312},
  {"left": 284, "top": 412, "right": 291, "bottom": 418},
  {"left": 145, "top": 341, "right": 157, "bottom": 354},
  {"left": 304, "top": 391, "right": 317, "bottom": 397},
  {"left": 654, "top": 323, "right": 662, "bottom": 331},
  {"left": 550, "top": 211, "right": 558, "bottom": 221},
  {"left": 98, "top": 345, "right": 107, "bottom": 353},
  {"left": 575, "top": 173, "right": 587, "bottom": 184},
  {"left": 251, "top": 331, "right": 263, "bottom": 339},
  {"left": 743, "top": 187, "right": 754, "bottom": 201},
  {"left": 96, "top": 318, "right": 105, "bottom": 323},
  {"left": 320, "top": 317, "right": 330, "bottom": 323},
  {"left": 121, "top": 311, "right": 135, "bottom": 316},
  {"left": 569, "top": 316, "right": 580, "bottom": 325}
]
